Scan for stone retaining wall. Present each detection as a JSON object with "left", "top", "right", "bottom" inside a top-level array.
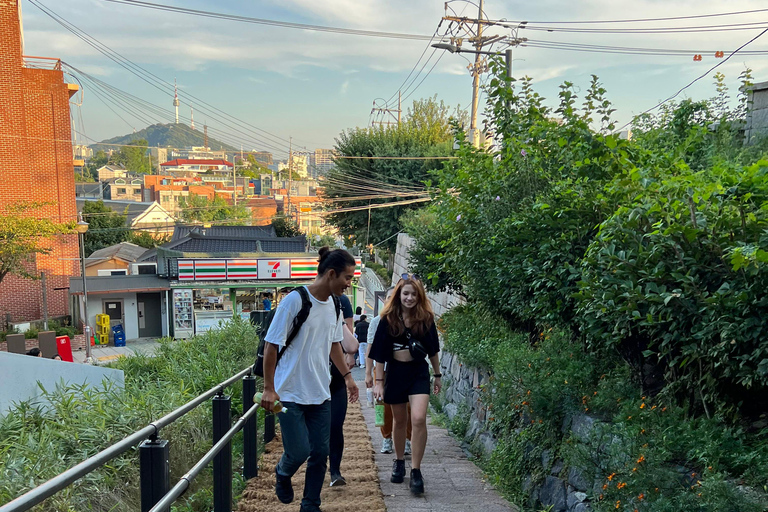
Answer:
[{"left": 438, "top": 351, "right": 595, "bottom": 512}]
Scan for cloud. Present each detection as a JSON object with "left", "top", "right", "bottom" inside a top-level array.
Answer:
[{"left": 340, "top": 79, "right": 350, "bottom": 94}]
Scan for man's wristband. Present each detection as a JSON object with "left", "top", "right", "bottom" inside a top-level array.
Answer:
[
  {"left": 343, "top": 371, "right": 352, "bottom": 378},
  {"left": 433, "top": 373, "right": 442, "bottom": 378}
]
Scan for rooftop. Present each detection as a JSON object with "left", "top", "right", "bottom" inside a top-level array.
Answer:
[
  {"left": 86, "top": 242, "right": 148, "bottom": 267},
  {"left": 161, "top": 158, "right": 234, "bottom": 168}
]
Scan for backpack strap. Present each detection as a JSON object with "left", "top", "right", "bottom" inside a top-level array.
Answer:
[
  {"left": 332, "top": 295, "right": 341, "bottom": 321},
  {"left": 276, "top": 287, "right": 313, "bottom": 364}
]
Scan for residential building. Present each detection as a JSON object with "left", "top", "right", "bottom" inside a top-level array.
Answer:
[
  {"left": 76, "top": 199, "right": 176, "bottom": 236},
  {"left": 85, "top": 242, "right": 149, "bottom": 276},
  {"left": 160, "top": 158, "right": 233, "bottom": 175},
  {"left": 250, "top": 151, "right": 273, "bottom": 167},
  {"left": 0, "top": 1, "right": 80, "bottom": 326},
  {"left": 143, "top": 175, "right": 220, "bottom": 214},
  {"left": 73, "top": 144, "right": 93, "bottom": 160},
  {"left": 746, "top": 80, "right": 768, "bottom": 142},
  {"left": 75, "top": 182, "right": 107, "bottom": 199},
  {"left": 97, "top": 164, "right": 127, "bottom": 181},
  {"left": 245, "top": 197, "right": 278, "bottom": 226},
  {"left": 169, "top": 146, "right": 227, "bottom": 161},
  {"left": 106, "top": 175, "right": 144, "bottom": 202},
  {"left": 314, "top": 148, "right": 336, "bottom": 176}
]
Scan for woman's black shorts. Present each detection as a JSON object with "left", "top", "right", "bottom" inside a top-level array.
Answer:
[{"left": 384, "top": 359, "right": 430, "bottom": 404}]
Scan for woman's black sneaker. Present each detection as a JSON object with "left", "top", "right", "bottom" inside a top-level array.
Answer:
[
  {"left": 274, "top": 464, "right": 294, "bottom": 504},
  {"left": 409, "top": 468, "right": 424, "bottom": 494},
  {"left": 391, "top": 459, "right": 406, "bottom": 483}
]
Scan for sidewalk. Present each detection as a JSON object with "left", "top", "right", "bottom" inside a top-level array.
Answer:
[
  {"left": 352, "top": 367, "right": 517, "bottom": 512},
  {"left": 71, "top": 338, "right": 161, "bottom": 364}
]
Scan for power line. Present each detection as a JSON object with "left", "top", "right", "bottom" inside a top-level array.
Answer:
[
  {"left": 101, "top": 0, "right": 437, "bottom": 41},
  {"left": 623, "top": 27, "right": 768, "bottom": 130},
  {"left": 515, "top": 20, "right": 768, "bottom": 34},
  {"left": 497, "top": 8, "right": 768, "bottom": 25},
  {"left": 32, "top": 1, "right": 294, "bottom": 156}
]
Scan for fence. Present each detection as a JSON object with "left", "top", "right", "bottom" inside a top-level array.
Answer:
[
  {"left": 0, "top": 365, "right": 275, "bottom": 512},
  {"left": 21, "top": 56, "right": 62, "bottom": 71}
]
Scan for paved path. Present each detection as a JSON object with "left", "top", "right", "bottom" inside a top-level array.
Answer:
[
  {"left": 351, "top": 367, "right": 517, "bottom": 512},
  {"left": 71, "top": 338, "right": 160, "bottom": 364}
]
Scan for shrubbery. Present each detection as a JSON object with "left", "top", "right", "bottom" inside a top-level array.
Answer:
[
  {"left": 0, "top": 317, "right": 259, "bottom": 511},
  {"left": 407, "top": 60, "right": 768, "bottom": 415},
  {"left": 439, "top": 305, "right": 768, "bottom": 511}
]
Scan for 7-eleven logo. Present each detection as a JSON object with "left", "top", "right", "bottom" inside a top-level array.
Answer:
[{"left": 268, "top": 261, "right": 280, "bottom": 278}]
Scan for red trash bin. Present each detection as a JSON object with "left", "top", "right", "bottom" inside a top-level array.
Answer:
[{"left": 55, "top": 335, "right": 74, "bottom": 362}]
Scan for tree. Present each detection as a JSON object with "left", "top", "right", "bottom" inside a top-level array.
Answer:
[
  {"left": 111, "top": 139, "right": 155, "bottom": 174},
  {"left": 324, "top": 96, "right": 462, "bottom": 252},
  {"left": 271, "top": 215, "right": 302, "bottom": 237},
  {"left": 178, "top": 194, "right": 250, "bottom": 225},
  {"left": 81, "top": 200, "right": 128, "bottom": 256},
  {"left": 128, "top": 231, "right": 171, "bottom": 249},
  {"left": 0, "top": 202, "right": 73, "bottom": 285}
]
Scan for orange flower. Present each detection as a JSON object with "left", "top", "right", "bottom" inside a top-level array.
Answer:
[
  {"left": 651, "top": 405, "right": 657, "bottom": 410},
  {"left": 617, "top": 482, "right": 627, "bottom": 489},
  {"left": 615, "top": 500, "right": 621, "bottom": 509},
  {"left": 640, "top": 403, "right": 646, "bottom": 409},
  {"left": 603, "top": 484, "right": 608, "bottom": 490},
  {"left": 640, "top": 429, "right": 646, "bottom": 434},
  {"left": 594, "top": 391, "right": 598, "bottom": 395},
  {"left": 627, "top": 415, "right": 633, "bottom": 420},
  {"left": 662, "top": 407, "right": 667, "bottom": 412},
  {"left": 632, "top": 467, "right": 637, "bottom": 472},
  {"left": 637, "top": 455, "right": 645, "bottom": 463},
  {"left": 599, "top": 494, "right": 604, "bottom": 500},
  {"left": 607, "top": 473, "right": 616, "bottom": 481},
  {"left": 638, "top": 493, "right": 645, "bottom": 501}
]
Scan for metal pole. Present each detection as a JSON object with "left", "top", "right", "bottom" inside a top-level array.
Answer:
[
  {"left": 80, "top": 231, "right": 91, "bottom": 363},
  {"left": 505, "top": 48, "right": 513, "bottom": 80},
  {"left": 212, "top": 393, "right": 232, "bottom": 512},
  {"left": 41, "top": 271, "right": 48, "bottom": 331},
  {"left": 242, "top": 375, "right": 258, "bottom": 479},
  {"left": 139, "top": 436, "right": 170, "bottom": 512}
]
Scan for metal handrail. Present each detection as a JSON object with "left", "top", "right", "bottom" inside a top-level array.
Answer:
[
  {"left": 149, "top": 400, "right": 260, "bottom": 512},
  {"left": 0, "top": 366, "right": 254, "bottom": 512}
]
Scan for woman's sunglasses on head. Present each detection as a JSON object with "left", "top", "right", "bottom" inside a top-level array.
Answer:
[{"left": 401, "top": 273, "right": 421, "bottom": 282}]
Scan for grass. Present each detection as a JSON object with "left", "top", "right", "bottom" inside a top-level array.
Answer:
[{"left": 0, "top": 316, "right": 261, "bottom": 511}]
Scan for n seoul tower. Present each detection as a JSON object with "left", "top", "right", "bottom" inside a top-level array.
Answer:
[{"left": 173, "top": 78, "right": 180, "bottom": 124}]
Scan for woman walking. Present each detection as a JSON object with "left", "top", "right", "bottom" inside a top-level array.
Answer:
[{"left": 371, "top": 274, "right": 441, "bottom": 495}]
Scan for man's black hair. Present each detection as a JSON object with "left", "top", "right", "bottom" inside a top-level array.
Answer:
[{"left": 317, "top": 247, "right": 356, "bottom": 276}]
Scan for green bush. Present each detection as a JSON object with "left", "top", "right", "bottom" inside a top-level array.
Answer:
[
  {"left": 0, "top": 317, "right": 260, "bottom": 511},
  {"left": 441, "top": 306, "right": 768, "bottom": 511}
]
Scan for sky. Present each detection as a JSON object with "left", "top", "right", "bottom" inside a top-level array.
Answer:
[{"left": 19, "top": 0, "right": 768, "bottom": 160}]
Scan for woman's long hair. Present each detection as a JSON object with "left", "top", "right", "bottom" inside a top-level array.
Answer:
[{"left": 380, "top": 277, "right": 434, "bottom": 337}]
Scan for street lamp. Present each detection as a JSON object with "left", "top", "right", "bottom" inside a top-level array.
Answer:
[{"left": 75, "top": 214, "right": 91, "bottom": 364}]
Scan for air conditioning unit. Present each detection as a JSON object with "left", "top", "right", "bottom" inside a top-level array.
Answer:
[
  {"left": 97, "top": 269, "right": 128, "bottom": 276},
  {"left": 131, "top": 263, "right": 157, "bottom": 275}
]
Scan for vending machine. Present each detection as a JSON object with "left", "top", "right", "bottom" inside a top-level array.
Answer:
[{"left": 172, "top": 289, "right": 194, "bottom": 339}]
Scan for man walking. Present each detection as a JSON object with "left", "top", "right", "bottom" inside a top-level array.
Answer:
[{"left": 260, "top": 247, "right": 359, "bottom": 512}]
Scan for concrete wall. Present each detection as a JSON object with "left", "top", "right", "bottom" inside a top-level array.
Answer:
[
  {"left": 0, "top": 351, "right": 124, "bottom": 416},
  {"left": 391, "top": 233, "right": 463, "bottom": 318}
]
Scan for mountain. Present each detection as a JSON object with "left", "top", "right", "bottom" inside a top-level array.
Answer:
[{"left": 90, "top": 123, "right": 238, "bottom": 152}]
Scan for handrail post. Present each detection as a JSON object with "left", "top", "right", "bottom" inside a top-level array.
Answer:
[
  {"left": 212, "top": 393, "right": 232, "bottom": 512},
  {"left": 242, "top": 374, "right": 258, "bottom": 479},
  {"left": 139, "top": 434, "right": 170, "bottom": 512},
  {"left": 264, "top": 411, "right": 275, "bottom": 444}
]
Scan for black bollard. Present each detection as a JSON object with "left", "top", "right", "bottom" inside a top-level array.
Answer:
[
  {"left": 242, "top": 374, "right": 258, "bottom": 479},
  {"left": 139, "top": 435, "right": 170, "bottom": 512},
  {"left": 212, "top": 393, "right": 232, "bottom": 512}
]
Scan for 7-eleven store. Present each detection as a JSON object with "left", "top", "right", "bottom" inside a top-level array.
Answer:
[{"left": 170, "top": 255, "right": 363, "bottom": 338}]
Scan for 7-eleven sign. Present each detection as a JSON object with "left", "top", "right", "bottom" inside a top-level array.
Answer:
[{"left": 258, "top": 259, "right": 290, "bottom": 279}]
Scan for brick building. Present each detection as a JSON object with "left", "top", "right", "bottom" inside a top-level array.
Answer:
[{"left": 0, "top": 0, "right": 80, "bottom": 326}]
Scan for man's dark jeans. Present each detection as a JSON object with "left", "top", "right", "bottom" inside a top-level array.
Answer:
[
  {"left": 276, "top": 400, "right": 331, "bottom": 509},
  {"left": 329, "top": 384, "right": 348, "bottom": 475}
]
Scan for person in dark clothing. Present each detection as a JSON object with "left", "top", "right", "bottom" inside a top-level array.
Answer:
[
  {"left": 328, "top": 293, "right": 358, "bottom": 487},
  {"left": 354, "top": 315, "right": 369, "bottom": 369}
]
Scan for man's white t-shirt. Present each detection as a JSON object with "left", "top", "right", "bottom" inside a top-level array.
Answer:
[{"left": 265, "top": 287, "right": 344, "bottom": 405}]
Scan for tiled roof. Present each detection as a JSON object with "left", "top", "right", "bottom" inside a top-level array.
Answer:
[
  {"left": 86, "top": 242, "right": 148, "bottom": 266},
  {"left": 172, "top": 224, "right": 276, "bottom": 241},
  {"left": 76, "top": 198, "right": 154, "bottom": 224},
  {"left": 170, "top": 237, "right": 306, "bottom": 254},
  {"left": 161, "top": 159, "right": 233, "bottom": 167}
]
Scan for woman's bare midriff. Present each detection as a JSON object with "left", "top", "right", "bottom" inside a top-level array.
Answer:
[{"left": 393, "top": 351, "right": 414, "bottom": 363}]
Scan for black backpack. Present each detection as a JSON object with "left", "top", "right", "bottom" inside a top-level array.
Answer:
[{"left": 253, "top": 287, "right": 341, "bottom": 377}]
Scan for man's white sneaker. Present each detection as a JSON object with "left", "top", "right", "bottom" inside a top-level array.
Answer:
[
  {"left": 381, "top": 438, "right": 393, "bottom": 454},
  {"left": 404, "top": 439, "right": 412, "bottom": 455}
]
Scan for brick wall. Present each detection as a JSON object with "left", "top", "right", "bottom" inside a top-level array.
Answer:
[
  {"left": 0, "top": 333, "right": 86, "bottom": 353},
  {"left": 0, "top": 0, "right": 79, "bottom": 324}
]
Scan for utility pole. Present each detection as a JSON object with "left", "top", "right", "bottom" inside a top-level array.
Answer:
[
  {"left": 370, "top": 96, "right": 402, "bottom": 128},
  {"left": 287, "top": 136, "right": 292, "bottom": 224},
  {"left": 398, "top": 91, "right": 402, "bottom": 125},
  {"left": 470, "top": 0, "right": 484, "bottom": 148}
]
